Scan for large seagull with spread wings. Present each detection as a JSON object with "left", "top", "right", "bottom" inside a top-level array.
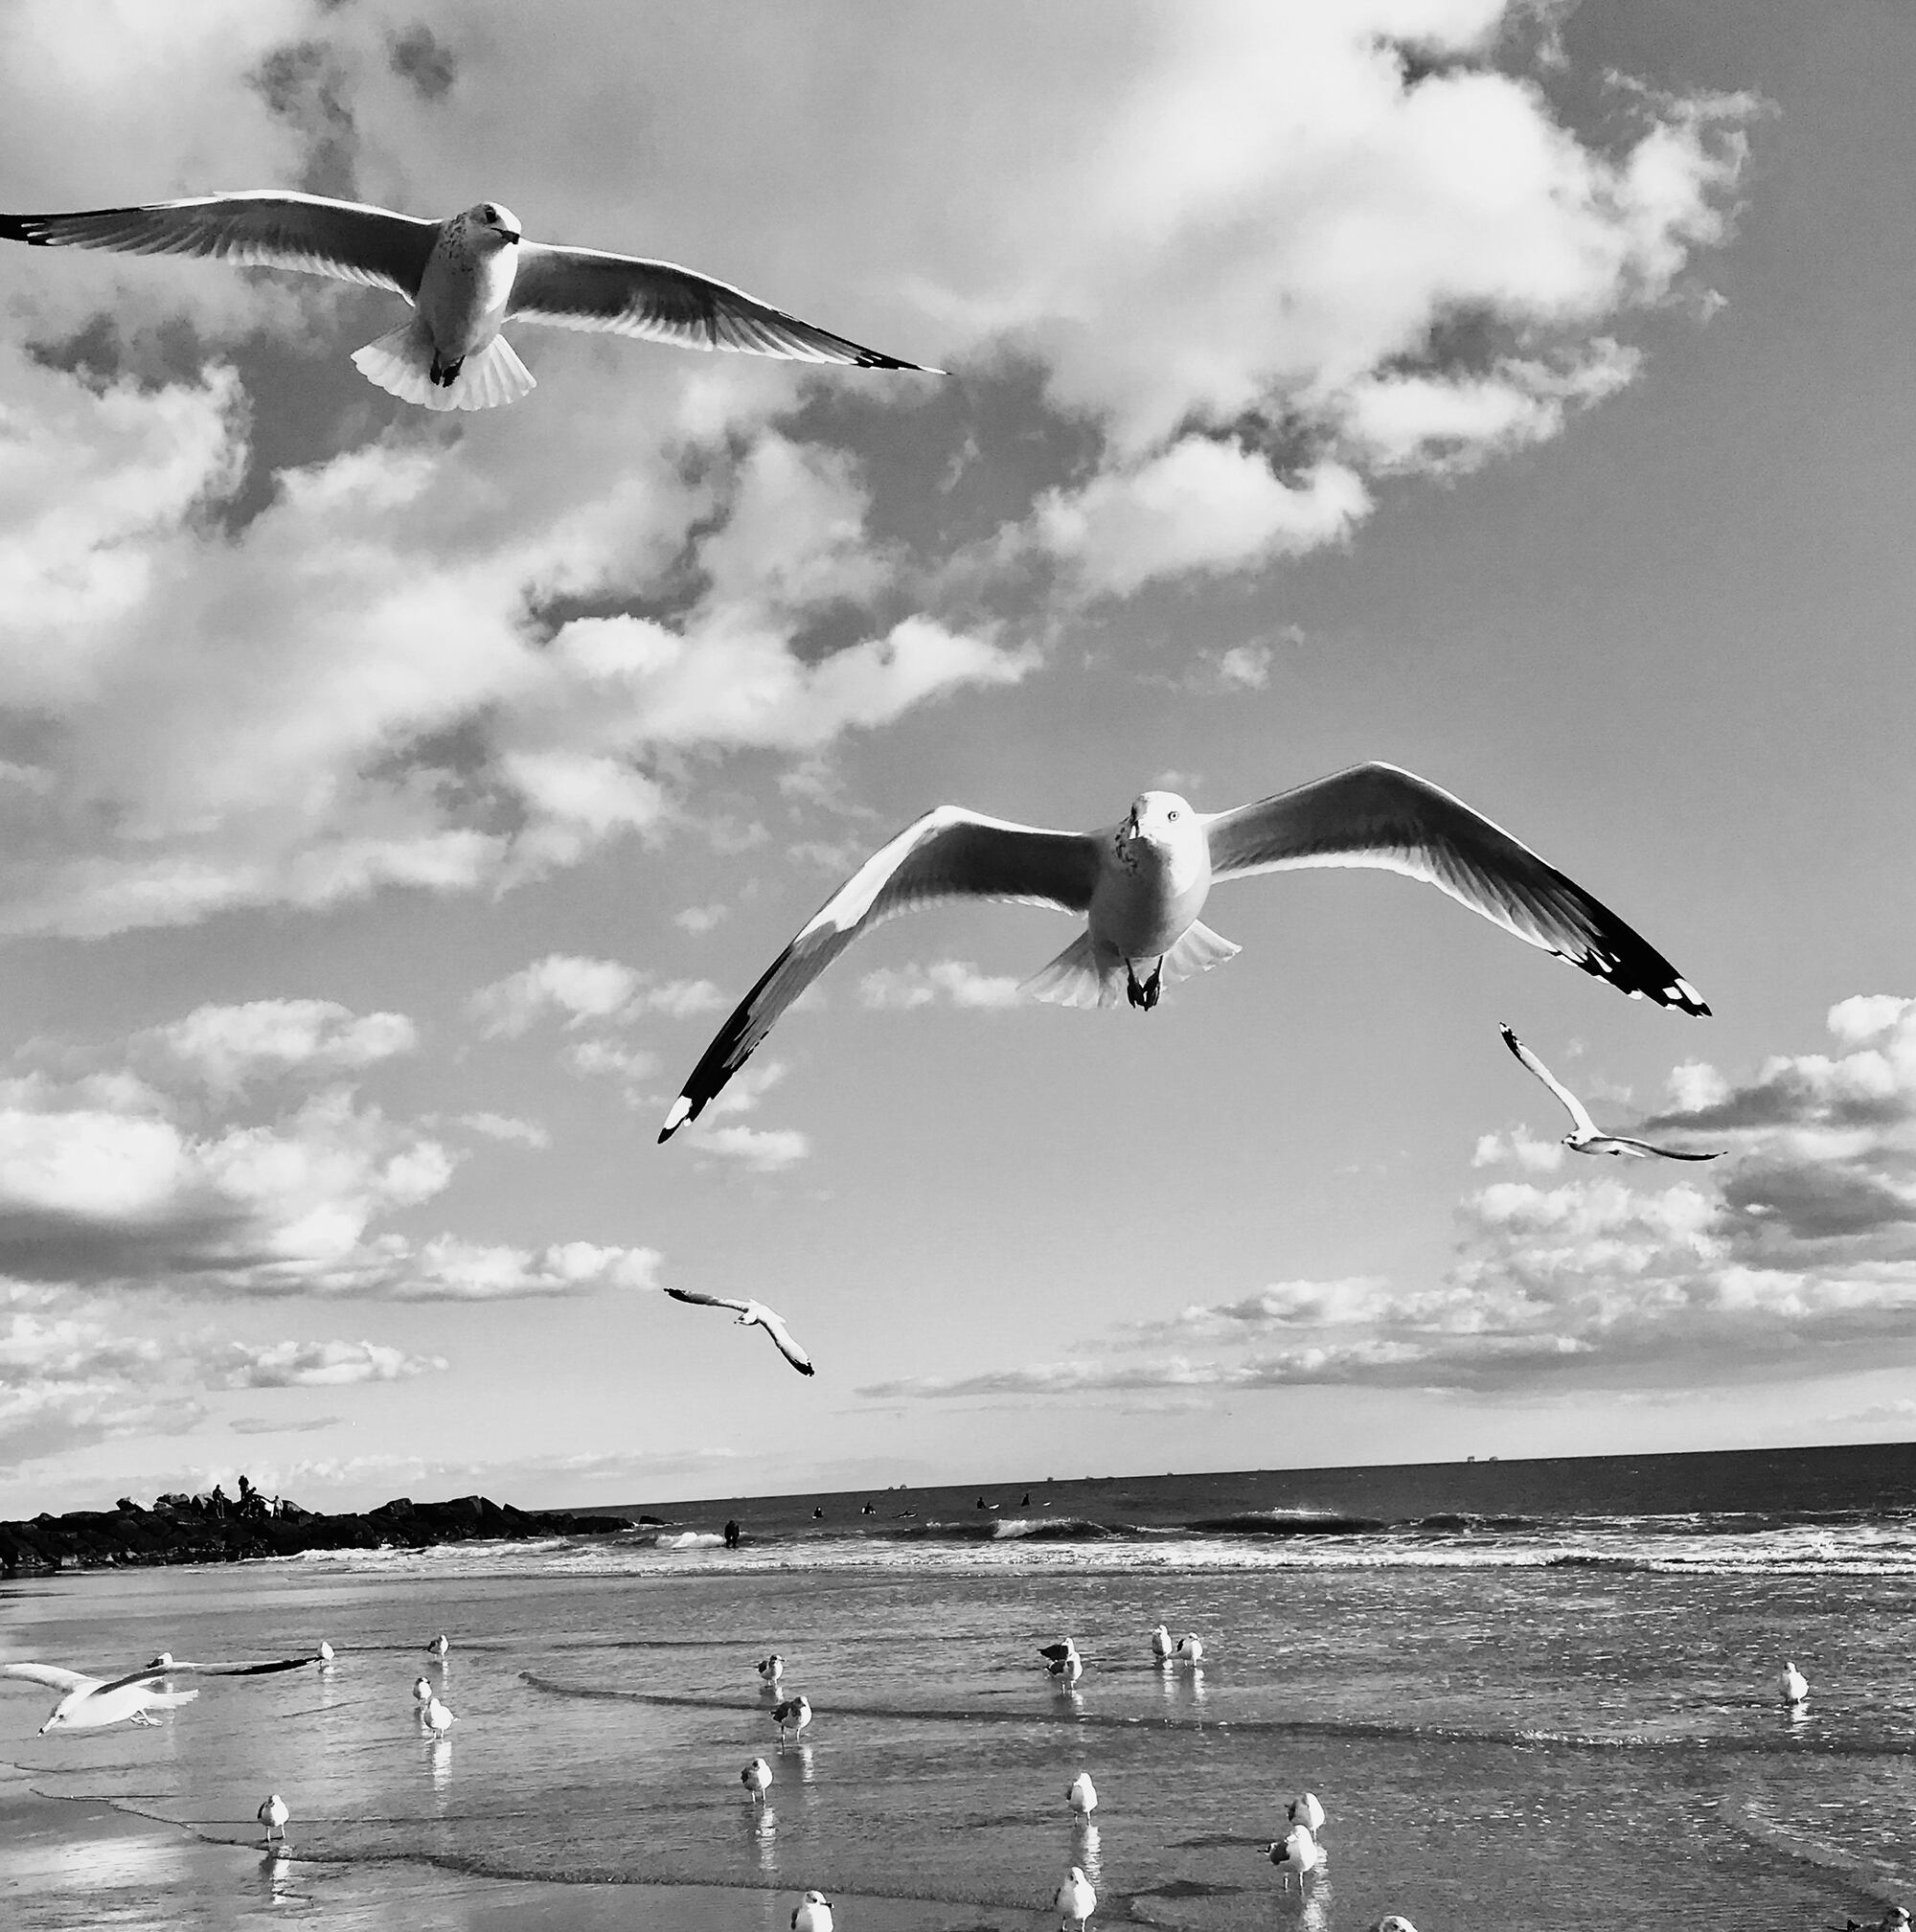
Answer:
[
  {"left": 1, "top": 1653, "right": 317, "bottom": 1733},
  {"left": 0, "top": 192, "right": 937, "bottom": 410},
  {"left": 660, "top": 762, "right": 1709, "bottom": 1139}
]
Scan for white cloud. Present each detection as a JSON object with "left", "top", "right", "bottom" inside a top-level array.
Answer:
[
  {"left": 691, "top": 1125, "right": 811, "bottom": 1172},
  {"left": 455, "top": 1111, "right": 551, "bottom": 1150},
  {"left": 468, "top": 954, "right": 724, "bottom": 1037},
  {"left": 1034, "top": 444, "right": 1370, "bottom": 599},
  {"left": 0, "top": 1031, "right": 660, "bottom": 1304},
  {"left": 217, "top": 1338, "right": 445, "bottom": 1387},
  {"left": 673, "top": 903, "right": 730, "bottom": 936},
  {"left": 144, "top": 999, "right": 418, "bottom": 1093},
  {"left": 857, "top": 959, "right": 1024, "bottom": 1011}
]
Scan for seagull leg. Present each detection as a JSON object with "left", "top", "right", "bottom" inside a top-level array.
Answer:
[
  {"left": 1126, "top": 960, "right": 1163, "bottom": 1010},
  {"left": 429, "top": 352, "right": 464, "bottom": 388},
  {"left": 1140, "top": 961, "right": 1163, "bottom": 1010}
]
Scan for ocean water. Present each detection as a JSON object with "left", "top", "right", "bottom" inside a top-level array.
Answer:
[{"left": 4, "top": 1443, "right": 1915, "bottom": 1929}]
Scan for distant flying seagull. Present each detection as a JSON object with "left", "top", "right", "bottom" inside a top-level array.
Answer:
[
  {"left": 422, "top": 1694, "right": 457, "bottom": 1739},
  {"left": 1056, "top": 1865, "right": 1097, "bottom": 1931},
  {"left": 1268, "top": 1825, "right": 1326, "bottom": 1890},
  {"left": 1150, "top": 1625, "right": 1174, "bottom": 1662},
  {"left": 0, "top": 193, "right": 937, "bottom": 411},
  {"left": 1781, "top": 1660, "right": 1809, "bottom": 1705},
  {"left": 0, "top": 1655, "right": 314, "bottom": 1733},
  {"left": 1499, "top": 1025, "right": 1723, "bottom": 1161},
  {"left": 1288, "top": 1792, "right": 1327, "bottom": 1834},
  {"left": 663, "top": 1286, "right": 815, "bottom": 1376},
  {"left": 1068, "top": 1772, "right": 1098, "bottom": 1817},
  {"left": 660, "top": 764, "right": 1708, "bottom": 1138},
  {"left": 758, "top": 1652, "right": 785, "bottom": 1686},
  {"left": 257, "top": 1793, "right": 289, "bottom": 1847},
  {"left": 791, "top": 1891, "right": 834, "bottom": 1932},
  {"left": 742, "top": 1756, "right": 773, "bottom": 1804},
  {"left": 772, "top": 1692, "right": 811, "bottom": 1742}
]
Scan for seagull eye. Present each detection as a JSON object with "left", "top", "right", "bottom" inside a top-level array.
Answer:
[
  {"left": 481, "top": 205, "right": 497, "bottom": 222},
  {"left": 1167, "top": 809, "right": 1180, "bottom": 821}
]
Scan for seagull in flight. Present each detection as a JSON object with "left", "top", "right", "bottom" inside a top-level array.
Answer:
[
  {"left": 0, "top": 192, "right": 937, "bottom": 411},
  {"left": 0, "top": 1654, "right": 315, "bottom": 1733},
  {"left": 660, "top": 763, "right": 1708, "bottom": 1138},
  {"left": 664, "top": 1287, "right": 814, "bottom": 1375},
  {"left": 1499, "top": 1025, "right": 1723, "bottom": 1161}
]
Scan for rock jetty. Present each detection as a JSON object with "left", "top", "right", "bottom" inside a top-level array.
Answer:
[{"left": 0, "top": 1485, "right": 633, "bottom": 1577}]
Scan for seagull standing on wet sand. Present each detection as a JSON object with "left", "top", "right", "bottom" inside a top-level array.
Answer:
[
  {"left": 413, "top": 1675, "right": 433, "bottom": 1706},
  {"left": 758, "top": 1652, "right": 785, "bottom": 1687},
  {"left": 316, "top": 1642, "right": 333, "bottom": 1665},
  {"left": 742, "top": 1757, "right": 772, "bottom": 1804},
  {"left": 257, "top": 1793, "right": 289, "bottom": 1847},
  {"left": 659, "top": 764, "right": 1708, "bottom": 1139},
  {"left": 0, "top": 193, "right": 937, "bottom": 411},
  {"left": 1781, "top": 1660, "right": 1809, "bottom": 1705},
  {"left": 1288, "top": 1791, "right": 1327, "bottom": 1834},
  {"left": 1151, "top": 1625, "right": 1174, "bottom": 1662},
  {"left": 427, "top": 1634, "right": 449, "bottom": 1658},
  {"left": 1499, "top": 1025, "right": 1724, "bottom": 1161},
  {"left": 1057, "top": 1865, "right": 1097, "bottom": 1931},
  {"left": 1068, "top": 1772, "right": 1098, "bottom": 1817},
  {"left": 664, "top": 1288, "right": 815, "bottom": 1375},
  {"left": 1268, "top": 1825, "right": 1326, "bottom": 1890},
  {"left": 422, "top": 1694, "right": 456, "bottom": 1739},
  {"left": 1173, "top": 1634, "right": 1203, "bottom": 1663},
  {"left": 1369, "top": 1919, "right": 1421, "bottom": 1932},
  {"left": 1039, "top": 1638, "right": 1083, "bottom": 1682},
  {"left": 772, "top": 1693, "right": 811, "bottom": 1743},
  {"left": 791, "top": 1891, "right": 834, "bottom": 1932},
  {"left": 0, "top": 1655, "right": 315, "bottom": 1733}
]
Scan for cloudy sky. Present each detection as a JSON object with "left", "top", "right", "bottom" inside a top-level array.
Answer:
[{"left": 1, "top": 0, "right": 1912, "bottom": 1516}]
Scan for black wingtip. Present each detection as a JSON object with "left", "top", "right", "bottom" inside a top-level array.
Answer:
[
  {"left": 797, "top": 1363, "right": 816, "bottom": 1377},
  {"left": 0, "top": 215, "right": 53, "bottom": 245}
]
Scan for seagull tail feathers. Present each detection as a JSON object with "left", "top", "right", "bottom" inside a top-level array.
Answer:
[
  {"left": 1160, "top": 919, "right": 1241, "bottom": 983},
  {"left": 1021, "top": 933, "right": 1127, "bottom": 1009},
  {"left": 351, "top": 320, "right": 536, "bottom": 412}
]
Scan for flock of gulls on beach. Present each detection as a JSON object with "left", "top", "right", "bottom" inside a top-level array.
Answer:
[
  {"left": 5, "top": 1628, "right": 1893, "bottom": 1929},
  {"left": 0, "top": 159, "right": 1813, "bottom": 1929}
]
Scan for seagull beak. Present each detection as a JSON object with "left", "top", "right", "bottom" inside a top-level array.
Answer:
[{"left": 498, "top": 227, "right": 520, "bottom": 243}]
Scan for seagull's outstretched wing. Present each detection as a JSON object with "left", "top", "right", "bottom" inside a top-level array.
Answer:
[
  {"left": 1604, "top": 1135, "right": 1723, "bottom": 1162},
  {"left": 752, "top": 1307, "right": 815, "bottom": 1377},
  {"left": 664, "top": 1285, "right": 751, "bottom": 1313},
  {"left": 0, "top": 1664, "right": 93, "bottom": 1693},
  {"left": 94, "top": 1656, "right": 317, "bottom": 1694},
  {"left": 0, "top": 193, "right": 438, "bottom": 294},
  {"left": 510, "top": 245, "right": 938, "bottom": 370},
  {"left": 1498, "top": 1024, "right": 1600, "bottom": 1138},
  {"left": 662, "top": 807, "right": 1102, "bottom": 1138},
  {"left": 1203, "top": 763, "right": 1709, "bottom": 1013}
]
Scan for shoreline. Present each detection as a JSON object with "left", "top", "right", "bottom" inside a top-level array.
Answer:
[{"left": 0, "top": 1762, "right": 1001, "bottom": 1932}]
